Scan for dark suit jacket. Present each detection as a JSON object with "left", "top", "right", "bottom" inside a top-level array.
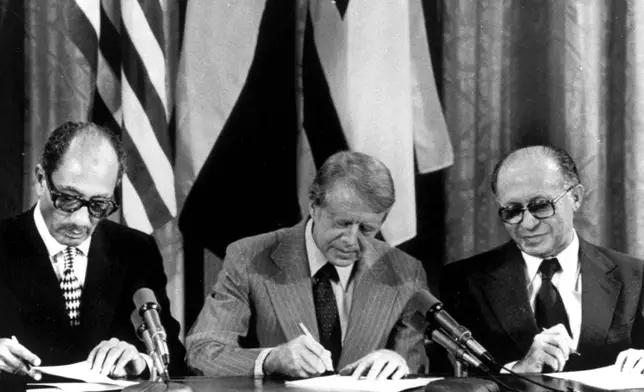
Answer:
[
  {"left": 0, "top": 208, "right": 187, "bottom": 376},
  {"left": 186, "top": 220, "right": 430, "bottom": 376},
  {"left": 440, "top": 238, "right": 644, "bottom": 371}
]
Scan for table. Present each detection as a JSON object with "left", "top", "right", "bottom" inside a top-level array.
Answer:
[{"left": 119, "top": 374, "right": 639, "bottom": 392}]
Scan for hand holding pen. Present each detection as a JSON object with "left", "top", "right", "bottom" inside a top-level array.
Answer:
[
  {"left": 0, "top": 336, "right": 42, "bottom": 380},
  {"left": 261, "top": 323, "right": 334, "bottom": 378}
]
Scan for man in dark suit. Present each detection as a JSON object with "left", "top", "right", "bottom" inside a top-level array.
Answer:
[
  {"left": 186, "top": 151, "right": 429, "bottom": 379},
  {"left": 0, "top": 121, "right": 185, "bottom": 380},
  {"left": 442, "top": 145, "right": 644, "bottom": 373}
]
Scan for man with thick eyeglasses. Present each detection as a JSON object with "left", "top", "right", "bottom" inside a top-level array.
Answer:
[
  {"left": 0, "top": 121, "right": 186, "bottom": 382},
  {"left": 441, "top": 145, "right": 644, "bottom": 374}
]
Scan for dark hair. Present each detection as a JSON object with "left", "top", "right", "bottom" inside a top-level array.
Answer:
[
  {"left": 40, "top": 121, "right": 126, "bottom": 185},
  {"left": 490, "top": 145, "right": 580, "bottom": 194},
  {"left": 308, "top": 151, "right": 395, "bottom": 213}
]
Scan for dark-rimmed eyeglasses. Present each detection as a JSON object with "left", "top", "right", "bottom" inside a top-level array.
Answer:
[
  {"left": 498, "top": 185, "right": 576, "bottom": 225},
  {"left": 46, "top": 174, "right": 119, "bottom": 219}
]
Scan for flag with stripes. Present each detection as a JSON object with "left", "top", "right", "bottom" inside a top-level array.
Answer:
[{"left": 75, "top": 0, "right": 176, "bottom": 234}]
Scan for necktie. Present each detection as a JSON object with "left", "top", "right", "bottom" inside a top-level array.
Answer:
[
  {"left": 312, "top": 263, "right": 342, "bottom": 367},
  {"left": 535, "top": 258, "right": 571, "bottom": 337},
  {"left": 61, "top": 247, "right": 82, "bottom": 327}
]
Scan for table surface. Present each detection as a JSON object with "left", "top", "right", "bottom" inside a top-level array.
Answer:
[{"left": 117, "top": 374, "right": 642, "bottom": 392}]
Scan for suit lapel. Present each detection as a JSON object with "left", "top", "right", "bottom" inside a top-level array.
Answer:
[
  {"left": 77, "top": 223, "right": 127, "bottom": 341},
  {"left": 265, "top": 221, "right": 319, "bottom": 342},
  {"left": 340, "top": 245, "right": 399, "bottom": 366},
  {"left": 480, "top": 242, "right": 539, "bottom": 353},
  {"left": 4, "top": 211, "right": 68, "bottom": 327},
  {"left": 577, "top": 239, "right": 621, "bottom": 352}
]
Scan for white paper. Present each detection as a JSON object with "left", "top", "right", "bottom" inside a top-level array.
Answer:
[
  {"left": 285, "top": 375, "right": 441, "bottom": 392},
  {"left": 27, "top": 382, "right": 122, "bottom": 391},
  {"left": 548, "top": 365, "right": 644, "bottom": 390},
  {"left": 32, "top": 362, "right": 137, "bottom": 388}
]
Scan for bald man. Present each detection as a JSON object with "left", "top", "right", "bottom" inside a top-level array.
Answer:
[
  {"left": 0, "top": 121, "right": 186, "bottom": 381},
  {"left": 442, "top": 145, "right": 644, "bottom": 373}
]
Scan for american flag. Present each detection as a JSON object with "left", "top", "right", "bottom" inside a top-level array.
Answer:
[{"left": 74, "top": 0, "right": 176, "bottom": 233}]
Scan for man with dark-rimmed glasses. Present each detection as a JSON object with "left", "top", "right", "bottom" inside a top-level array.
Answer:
[
  {"left": 0, "top": 121, "right": 186, "bottom": 382},
  {"left": 441, "top": 145, "right": 644, "bottom": 374}
]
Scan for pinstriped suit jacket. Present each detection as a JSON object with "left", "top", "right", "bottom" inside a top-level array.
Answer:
[{"left": 186, "top": 220, "right": 430, "bottom": 376}]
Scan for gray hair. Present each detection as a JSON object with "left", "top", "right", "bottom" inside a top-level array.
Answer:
[{"left": 308, "top": 151, "right": 395, "bottom": 213}]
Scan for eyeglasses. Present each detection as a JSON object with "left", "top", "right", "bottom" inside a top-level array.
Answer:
[
  {"left": 498, "top": 185, "right": 576, "bottom": 225},
  {"left": 46, "top": 174, "right": 119, "bottom": 219}
]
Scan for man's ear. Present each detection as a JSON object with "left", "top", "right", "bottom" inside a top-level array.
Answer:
[
  {"left": 34, "top": 165, "right": 46, "bottom": 190},
  {"left": 571, "top": 184, "right": 584, "bottom": 210}
]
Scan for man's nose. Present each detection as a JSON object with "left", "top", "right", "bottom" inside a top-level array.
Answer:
[
  {"left": 68, "top": 205, "right": 92, "bottom": 227},
  {"left": 343, "top": 224, "right": 360, "bottom": 246},
  {"left": 520, "top": 209, "right": 540, "bottom": 229}
]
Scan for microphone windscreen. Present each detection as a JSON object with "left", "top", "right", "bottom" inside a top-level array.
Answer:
[
  {"left": 410, "top": 289, "right": 442, "bottom": 316},
  {"left": 130, "top": 308, "right": 144, "bottom": 328},
  {"left": 133, "top": 287, "right": 159, "bottom": 309}
]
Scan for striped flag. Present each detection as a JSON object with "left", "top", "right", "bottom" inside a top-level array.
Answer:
[
  {"left": 74, "top": 0, "right": 176, "bottom": 234},
  {"left": 71, "top": 0, "right": 183, "bottom": 327}
]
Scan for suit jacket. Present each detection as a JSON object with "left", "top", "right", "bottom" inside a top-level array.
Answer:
[
  {"left": 186, "top": 220, "right": 430, "bottom": 376},
  {"left": 440, "top": 238, "right": 644, "bottom": 371},
  {"left": 0, "top": 208, "right": 187, "bottom": 376}
]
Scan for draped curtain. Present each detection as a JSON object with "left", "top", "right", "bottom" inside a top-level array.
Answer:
[{"left": 443, "top": 0, "right": 644, "bottom": 262}]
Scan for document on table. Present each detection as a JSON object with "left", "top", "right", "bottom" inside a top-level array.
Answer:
[
  {"left": 26, "top": 382, "right": 122, "bottom": 391},
  {"left": 548, "top": 365, "right": 644, "bottom": 390},
  {"left": 27, "top": 361, "right": 138, "bottom": 390},
  {"left": 285, "top": 375, "right": 441, "bottom": 392}
]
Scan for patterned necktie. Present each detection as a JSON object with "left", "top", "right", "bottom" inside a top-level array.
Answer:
[
  {"left": 312, "top": 263, "right": 342, "bottom": 367},
  {"left": 61, "top": 246, "right": 82, "bottom": 327},
  {"left": 535, "top": 258, "right": 571, "bottom": 337}
]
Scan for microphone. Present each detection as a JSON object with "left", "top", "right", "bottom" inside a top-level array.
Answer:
[
  {"left": 430, "top": 329, "right": 489, "bottom": 372},
  {"left": 133, "top": 288, "right": 171, "bottom": 369},
  {"left": 410, "top": 290, "right": 496, "bottom": 366},
  {"left": 130, "top": 310, "right": 170, "bottom": 382}
]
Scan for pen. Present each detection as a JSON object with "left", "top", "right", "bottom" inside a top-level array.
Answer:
[{"left": 298, "top": 323, "right": 334, "bottom": 372}]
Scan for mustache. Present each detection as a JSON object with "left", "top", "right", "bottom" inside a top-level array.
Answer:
[{"left": 59, "top": 224, "right": 90, "bottom": 233}]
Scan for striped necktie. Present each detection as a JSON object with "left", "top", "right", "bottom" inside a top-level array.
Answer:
[{"left": 61, "top": 246, "right": 82, "bottom": 327}]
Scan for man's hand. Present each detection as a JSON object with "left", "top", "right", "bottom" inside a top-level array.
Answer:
[
  {"left": 263, "top": 334, "right": 333, "bottom": 378},
  {"left": 339, "top": 349, "right": 409, "bottom": 380},
  {"left": 615, "top": 349, "right": 644, "bottom": 373},
  {"left": 0, "top": 338, "right": 41, "bottom": 380},
  {"left": 87, "top": 338, "right": 146, "bottom": 378},
  {"left": 512, "top": 324, "right": 573, "bottom": 373}
]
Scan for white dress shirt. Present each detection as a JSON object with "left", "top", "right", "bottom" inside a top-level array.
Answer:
[
  {"left": 34, "top": 201, "right": 91, "bottom": 285},
  {"left": 521, "top": 230, "right": 582, "bottom": 350}
]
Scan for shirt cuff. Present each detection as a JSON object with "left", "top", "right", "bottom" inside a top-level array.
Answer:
[{"left": 254, "top": 348, "right": 274, "bottom": 378}]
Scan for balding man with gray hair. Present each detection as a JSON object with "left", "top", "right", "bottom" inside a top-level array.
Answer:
[{"left": 442, "top": 145, "right": 644, "bottom": 374}]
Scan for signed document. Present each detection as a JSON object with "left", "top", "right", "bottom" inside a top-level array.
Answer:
[
  {"left": 286, "top": 375, "right": 441, "bottom": 392},
  {"left": 547, "top": 365, "right": 644, "bottom": 390},
  {"left": 29, "top": 361, "right": 138, "bottom": 389}
]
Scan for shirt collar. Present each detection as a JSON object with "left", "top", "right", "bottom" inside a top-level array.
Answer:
[
  {"left": 522, "top": 230, "right": 580, "bottom": 282},
  {"left": 305, "top": 218, "right": 353, "bottom": 290},
  {"left": 33, "top": 201, "right": 92, "bottom": 258}
]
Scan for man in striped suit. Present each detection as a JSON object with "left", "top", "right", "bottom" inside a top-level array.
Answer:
[{"left": 187, "top": 151, "right": 430, "bottom": 379}]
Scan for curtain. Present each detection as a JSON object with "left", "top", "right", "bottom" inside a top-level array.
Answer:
[{"left": 443, "top": 0, "right": 644, "bottom": 262}]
